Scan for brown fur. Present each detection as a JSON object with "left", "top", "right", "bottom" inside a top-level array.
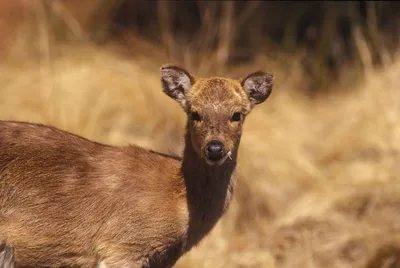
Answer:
[{"left": 0, "top": 65, "right": 273, "bottom": 267}]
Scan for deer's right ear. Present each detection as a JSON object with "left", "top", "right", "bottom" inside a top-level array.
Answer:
[{"left": 160, "top": 65, "right": 195, "bottom": 108}]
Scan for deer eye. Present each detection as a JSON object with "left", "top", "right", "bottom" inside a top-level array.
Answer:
[
  {"left": 231, "top": 112, "right": 242, "bottom": 122},
  {"left": 191, "top": 112, "right": 201, "bottom": 121}
]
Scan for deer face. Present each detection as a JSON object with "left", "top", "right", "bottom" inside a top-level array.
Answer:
[{"left": 161, "top": 65, "right": 274, "bottom": 166}]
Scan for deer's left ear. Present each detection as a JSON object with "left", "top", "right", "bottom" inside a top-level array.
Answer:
[
  {"left": 241, "top": 71, "right": 274, "bottom": 105},
  {"left": 160, "top": 65, "right": 195, "bottom": 109}
]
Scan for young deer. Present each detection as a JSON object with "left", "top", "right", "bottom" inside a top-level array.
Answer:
[{"left": 0, "top": 65, "right": 274, "bottom": 267}]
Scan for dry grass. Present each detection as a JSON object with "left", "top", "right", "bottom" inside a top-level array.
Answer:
[{"left": 1, "top": 3, "right": 400, "bottom": 268}]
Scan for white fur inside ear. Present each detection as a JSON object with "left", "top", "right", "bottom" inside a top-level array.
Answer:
[
  {"left": 161, "top": 66, "right": 194, "bottom": 107},
  {"left": 242, "top": 72, "right": 273, "bottom": 105},
  {"left": 176, "top": 74, "right": 192, "bottom": 94},
  {"left": 242, "top": 78, "right": 258, "bottom": 95},
  {"left": 164, "top": 74, "right": 191, "bottom": 101}
]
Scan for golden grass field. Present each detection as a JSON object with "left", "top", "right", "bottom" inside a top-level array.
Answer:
[{"left": 0, "top": 2, "right": 400, "bottom": 267}]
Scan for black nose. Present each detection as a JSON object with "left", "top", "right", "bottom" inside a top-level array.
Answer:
[{"left": 206, "top": 140, "right": 224, "bottom": 161}]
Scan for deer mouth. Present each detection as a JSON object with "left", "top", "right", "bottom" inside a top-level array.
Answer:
[{"left": 204, "top": 150, "right": 232, "bottom": 166}]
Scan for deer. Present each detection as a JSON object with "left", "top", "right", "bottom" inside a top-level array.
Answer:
[{"left": 0, "top": 65, "right": 274, "bottom": 268}]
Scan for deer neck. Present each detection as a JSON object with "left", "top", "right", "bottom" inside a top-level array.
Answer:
[{"left": 181, "top": 128, "right": 238, "bottom": 249}]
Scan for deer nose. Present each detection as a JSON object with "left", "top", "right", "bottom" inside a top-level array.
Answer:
[{"left": 206, "top": 140, "right": 224, "bottom": 161}]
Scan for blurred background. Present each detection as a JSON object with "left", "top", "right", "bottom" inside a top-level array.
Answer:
[{"left": 0, "top": 1, "right": 399, "bottom": 267}]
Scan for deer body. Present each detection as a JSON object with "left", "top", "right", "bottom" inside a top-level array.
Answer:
[{"left": 0, "top": 66, "right": 273, "bottom": 267}]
